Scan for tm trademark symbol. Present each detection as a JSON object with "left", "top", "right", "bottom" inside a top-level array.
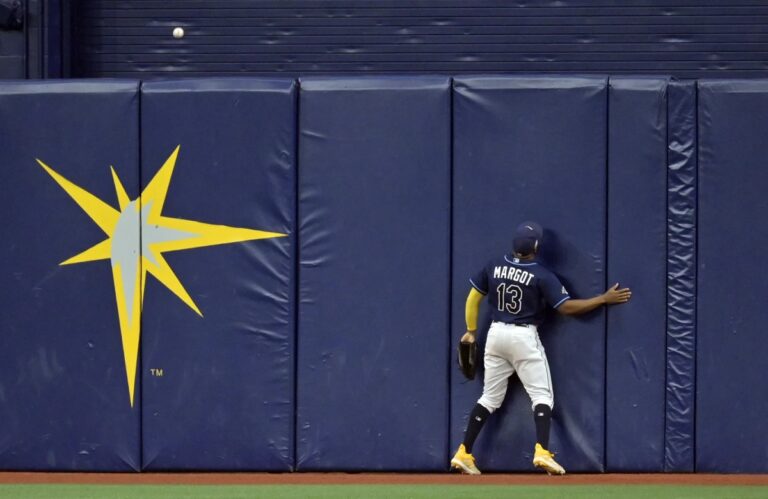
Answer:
[{"left": 150, "top": 368, "right": 164, "bottom": 377}]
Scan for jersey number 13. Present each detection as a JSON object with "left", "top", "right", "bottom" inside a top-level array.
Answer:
[{"left": 496, "top": 283, "right": 523, "bottom": 314}]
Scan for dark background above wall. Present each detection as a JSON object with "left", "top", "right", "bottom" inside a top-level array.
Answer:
[{"left": 5, "top": 1, "right": 768, "bottom": 80}]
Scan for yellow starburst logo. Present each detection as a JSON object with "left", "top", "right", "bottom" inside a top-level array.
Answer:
[{"left": 36, "top": 146, "right": 285, "bottom": 406}]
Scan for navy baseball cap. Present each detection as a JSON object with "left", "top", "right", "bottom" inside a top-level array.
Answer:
[{"left": 513, "top": 221, "right": 543, "bottom": 254}]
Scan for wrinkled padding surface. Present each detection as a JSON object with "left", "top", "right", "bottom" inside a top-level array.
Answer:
[
  {"left": 296, "top": 76, "right": 451, "bottom": 470},
  {"left": 606, "top": 77, "right": 668, "bottom": 471},
  {"left": 696, "top": 80, "right": 768, "bottom": 472},
  {"left": 451, "top": 76, "right": 607, "bottom": 472},
  {"left": 665, "top": 80, "right": 697, "bottom": 473},
  {"left": 140, "top": 79, "right": 296, "bottom": 470},
  {"left": 0, "top": 80, "right": 141, "bottom": 470}
]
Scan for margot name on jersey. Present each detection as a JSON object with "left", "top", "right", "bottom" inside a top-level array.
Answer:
[{"left": 493, "top": 266, "right": 535, "bottom": 286}]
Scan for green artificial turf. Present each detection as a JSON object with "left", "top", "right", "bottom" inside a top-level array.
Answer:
[{"left": 1, "top": 484, "right": 767, "bottom": 499}]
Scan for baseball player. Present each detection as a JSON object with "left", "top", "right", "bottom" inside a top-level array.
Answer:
[{"left": 451, "top": 222, "right": 631, "bottom": 475}]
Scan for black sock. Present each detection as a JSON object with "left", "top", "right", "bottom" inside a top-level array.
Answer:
[
  {"left": 462, "top": 404, "right": 491, "bottom": 454},
  {"left": 534, "top": 404, "right": 552, "bottom": 449}
]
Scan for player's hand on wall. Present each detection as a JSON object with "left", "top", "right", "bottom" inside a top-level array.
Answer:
[
  {"left": 603, "top": 283, "right": 632, "bottom": 304},
  {"left": 461, "top": 331, "right": 477, "bottom": 343}
]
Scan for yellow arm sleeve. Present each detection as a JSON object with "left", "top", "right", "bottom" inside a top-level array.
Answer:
[{"left": 465, "top": 288, "right": 484, "bottom": 331}]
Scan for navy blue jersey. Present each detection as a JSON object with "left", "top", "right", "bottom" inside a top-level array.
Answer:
[{"left": 470, "top": 254, "right": 570, "bottom": 326}]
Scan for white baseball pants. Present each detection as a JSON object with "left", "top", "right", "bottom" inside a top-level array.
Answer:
[{"left": 477, "top": 321, "right": 554, "bottom": 412}]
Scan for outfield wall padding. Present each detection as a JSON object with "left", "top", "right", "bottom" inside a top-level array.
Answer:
[
  {"left": 606, "top": 77, "right": 668, "bottom": 471},
  {"left": 665, "top": 80, "right": 697, "bottom": 473},
  {"left": 296, "top": 77, "right": 452, "bottom": 471},
  {"left": 0, "top": 81, "right": 141, "bottom": 471},
  {"left": 451, "top": 76, "right": 608, "bottom": 472},
  {"left": 139, "top": 79, "right": 296, "bottom": 471},
  {"left": 696, "top": 80, "right": 768, "bottom": 473},
  {"left": 1, "top": 76, "right": 767, "bottom": 473}
]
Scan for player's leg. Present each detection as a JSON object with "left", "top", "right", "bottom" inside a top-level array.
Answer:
[
  {"left": 534, "top": 403, "right": 552, "bottom": 449},
  {"left": 452, "top": 324, "right": 514, "bottom": 474},
  {"left": 509, "top": 328, "right": 554, "bottom": 441},
  {"left": 509, "top": 328, "right": 565, "bottom": 475},
  {"left": 467, "top": 323, "right": 516, "bottom": 451},
  {"left": 466, "top": 352, "right": 513, "bottom": 451},
  {"left": 452, "top": 351, "right": 513, "bottom": 474}
]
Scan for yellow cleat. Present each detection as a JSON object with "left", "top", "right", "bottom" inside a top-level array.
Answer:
[
  {"left": 451, "top": 444, "right": 481, "bottom": 475},
  {"left": 533, "top": 443, "right": 566, "bottom": 475}
]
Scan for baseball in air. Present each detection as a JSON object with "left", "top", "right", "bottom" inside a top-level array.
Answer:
[{"left": 172, "top": 27, "right": 184, "bottom": 39}]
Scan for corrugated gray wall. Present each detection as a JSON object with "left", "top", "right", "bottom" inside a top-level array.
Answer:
[
  {"left": 0, "top": 0, "right": 66, "bottom": 79},
  {"left": 0, "top": 30, "right": 24, "bottom": 78},
  {"left": 74, "top": 0, "right": 768, "bottom": 78}
]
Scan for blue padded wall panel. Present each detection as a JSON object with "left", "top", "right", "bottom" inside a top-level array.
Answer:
[
  {"left": 665, "top": 80, "right": 697, "bottom": 472},
  {"left": 140, "top": 79, "right": 296, "bottom": 470},
  {"left": 696, "top": 80, "right": 768, "bottom": 473},
  {"left": 297, "top": 77, "right": 451, "bottom": 471},
  {"left": 606, "top": 77, "right": 668, "bottom": 471},
  {"left": 452, "top": 76, "right": 607, "bottom": 472},
  {"left": 0, "top": 81, "right": 140, "bottom": 470}
]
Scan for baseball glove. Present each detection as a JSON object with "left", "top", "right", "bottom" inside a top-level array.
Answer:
[{"left": 457, "top": 340, "right": 478, "bottom": 380}]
